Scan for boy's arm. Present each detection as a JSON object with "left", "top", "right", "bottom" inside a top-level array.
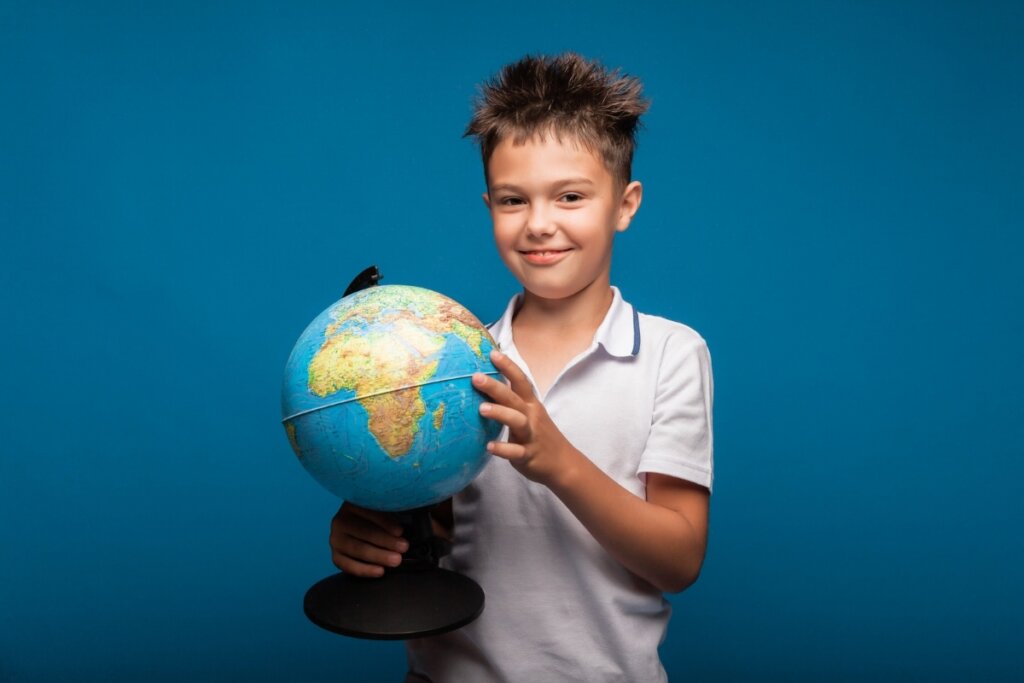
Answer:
[
  {"left": 550, "top": 463, "right": 708, "bottom": 593},
  {"left": 474, "top": 350, "right": 709, "bottom": 593}
]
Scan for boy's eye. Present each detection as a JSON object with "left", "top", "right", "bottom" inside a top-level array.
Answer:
[
  {"left": 499, "top": 197, "right": 525, "bottom": 206},
  {"left": 561, "top": 193, "right": 583, "bottom": 202}
]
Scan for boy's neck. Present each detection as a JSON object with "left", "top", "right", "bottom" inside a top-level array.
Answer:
[{"left": 513, "top": 279, "right": 614, "bottom": 337}]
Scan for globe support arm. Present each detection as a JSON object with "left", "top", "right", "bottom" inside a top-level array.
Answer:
[{"left": 344, "top": 265, "right": 383, "bottom": 297}]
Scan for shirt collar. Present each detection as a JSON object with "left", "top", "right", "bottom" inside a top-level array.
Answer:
[{"left": 487, "top": 286, "right": 640, "bottom": 358}]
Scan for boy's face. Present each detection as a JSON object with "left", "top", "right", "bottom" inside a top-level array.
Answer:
[{"left": 482, "top": 134, "right": 642, "bottom": 302}]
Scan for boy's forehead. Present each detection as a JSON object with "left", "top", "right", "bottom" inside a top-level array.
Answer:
[{"left": 487, "top": 133, "right": 612, "bottom": 186}]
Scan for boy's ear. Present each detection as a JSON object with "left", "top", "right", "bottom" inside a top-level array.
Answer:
[
  {"left": 482, "top": 192, "right": 491, "bottom": 209},
  {"left": 616, "top": 181, "right": 643, "bottom": 232}
]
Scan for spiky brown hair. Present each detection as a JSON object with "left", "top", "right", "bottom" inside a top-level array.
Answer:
[{"left": 464, "top": 52, "right": 650, "bottom": 193}]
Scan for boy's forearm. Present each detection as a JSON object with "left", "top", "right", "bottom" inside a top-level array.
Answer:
[{"left": 547, "top": 445, "right": 707, "bottom": 593}]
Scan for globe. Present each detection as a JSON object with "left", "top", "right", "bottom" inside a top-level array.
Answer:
[{"left": 281, "top": 284, "right": 502, "bottom": 512}]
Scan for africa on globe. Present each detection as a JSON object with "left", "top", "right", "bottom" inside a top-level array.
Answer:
[{"left": 281, "top": 284, "right": 502, "bottom": 512}]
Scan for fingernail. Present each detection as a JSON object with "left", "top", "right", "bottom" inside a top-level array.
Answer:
[
  {"left": 388, "top": 553, "right": 403, "bottom": 566},
  {"left": 397, "top": 540, "right": 409, "bottom": 552},
  {"left": 486, "top": 442, "right": 495, "bottom": 452},
  {"left": 479, "top": 403, "right": 491, "bottom": 414},
  {"left": 491, "top": 349, "right": 503, "bottom": 360},
  {"left": 473, "top": 373, "right": 485, "bottom": 385}
]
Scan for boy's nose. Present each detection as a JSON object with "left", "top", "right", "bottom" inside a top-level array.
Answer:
[{"left": 525, "top": 206, "right": 556, "bottom": 237}]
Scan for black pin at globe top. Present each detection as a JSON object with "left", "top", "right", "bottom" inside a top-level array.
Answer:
[{"left": 297, "top": 265, "right": 486, "bottom": 640}]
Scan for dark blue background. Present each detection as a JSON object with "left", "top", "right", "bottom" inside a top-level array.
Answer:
[{"left": 2, "top": 2, "right": 1021, "bottom": 681}]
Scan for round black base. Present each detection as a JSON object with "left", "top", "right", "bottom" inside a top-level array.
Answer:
[{"left": 304, "top": 568, "right": 485, "bottom": 640}]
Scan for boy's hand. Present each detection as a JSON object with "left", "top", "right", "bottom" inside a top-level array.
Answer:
[
  {"left": 329, "top": 501, "right": 409, "bottom": 578},
  {"left": 473, "top": 349, "right": 578, "bottom": 487}
]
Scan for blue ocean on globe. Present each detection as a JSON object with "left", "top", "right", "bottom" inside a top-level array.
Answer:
[{"left": 281, "top": 285, "right": 502, "bottom": 511}]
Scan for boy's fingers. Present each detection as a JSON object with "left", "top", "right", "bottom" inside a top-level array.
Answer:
[
  {"left": 333, "top": 515, "right": 409, "bottom": 555},
  {"left": 334, "top": 531, "right": 406, "bottom": 568},
  {"left": 473, "top": 371, "right": 523, "bottom": 409},
  {"left": 344, "top": 502, "right": 404, "bottom": 537},
  {"left": 332, "top": 551, "right": 387, "bottom": 578},
  {"left": 330, "top": 520, "right": 408, "bottom": 573},
  {"left": 486, "top": 439, "right": 526, "bottom": 460},
  {"left": 330, "top": 504, "right": 407, "bottom": 580},
  {"left": 489, "top": 349, "right": 535, "bottom": 401},
  {"left": 479, "top": 402, "right": 529, "bottom": 432}
]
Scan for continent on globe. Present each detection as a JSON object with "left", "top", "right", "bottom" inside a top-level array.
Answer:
[{"left": 307, "top": 287, "right": 486, "bottom": 458}]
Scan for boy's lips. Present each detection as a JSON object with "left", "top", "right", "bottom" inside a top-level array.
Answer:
[{"left": 519, "top": 248, "right": 573, "bottom": 265}]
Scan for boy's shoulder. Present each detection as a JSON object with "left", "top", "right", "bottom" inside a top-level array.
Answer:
[{"left": 635, "top": 309, "right": 709, "bottom": 355}]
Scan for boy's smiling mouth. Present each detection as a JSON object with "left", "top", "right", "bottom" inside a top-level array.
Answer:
[{"left": 519, "top": 248, "right": 573, "bottom": 265}]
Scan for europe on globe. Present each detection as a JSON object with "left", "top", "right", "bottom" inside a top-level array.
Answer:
[{"left": 281, "top": 284, "right": 502, "bottom": 512}]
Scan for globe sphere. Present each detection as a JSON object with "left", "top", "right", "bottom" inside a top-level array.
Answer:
[{"left": 281, "top": 285, "right": 501, "bottom": 511}]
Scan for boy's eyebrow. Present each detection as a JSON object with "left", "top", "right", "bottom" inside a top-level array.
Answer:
[{"left": 489, "top": 177, "right": 596, "bottom": 193}]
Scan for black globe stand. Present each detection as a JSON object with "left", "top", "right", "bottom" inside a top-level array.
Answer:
[{"left": 304, "top": 506, "right": 484, "bottom": 640}]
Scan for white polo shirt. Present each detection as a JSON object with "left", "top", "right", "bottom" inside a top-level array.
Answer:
[{"left": 406, "top": 286, "right": 713, "bottom": 683}]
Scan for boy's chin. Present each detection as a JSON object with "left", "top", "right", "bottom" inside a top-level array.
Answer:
[
  {"left": 519, "top": 281, "right": 594, "bottom": 302},
  {"left": 523, "top": 288, "right": 570, "bottom": 301}
]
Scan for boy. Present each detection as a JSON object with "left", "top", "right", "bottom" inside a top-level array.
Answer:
[{"left": 330, "top": 52, "right": 713, "bottom": 682}]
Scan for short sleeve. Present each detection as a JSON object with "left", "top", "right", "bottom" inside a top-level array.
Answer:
[{"left": 636, "top": 334, "right": 714, "bottom": 493}]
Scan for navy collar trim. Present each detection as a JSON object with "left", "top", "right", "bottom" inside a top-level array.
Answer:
[{"left": 631, "top": 304, "right": 641, "bottom": 356}]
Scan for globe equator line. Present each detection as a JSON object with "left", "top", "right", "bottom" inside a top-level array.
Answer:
[{"left": 281, "top": 371, "right": 503, "bottom": 424}]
